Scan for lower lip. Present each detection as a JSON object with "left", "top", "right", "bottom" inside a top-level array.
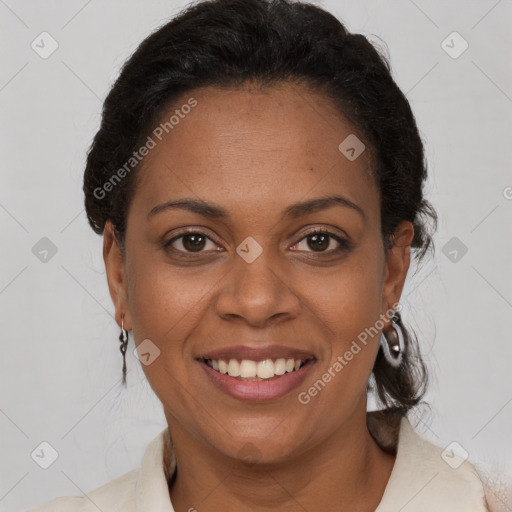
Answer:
[{"left": 198, "top": 359, "right": 315, "bottom": 402}]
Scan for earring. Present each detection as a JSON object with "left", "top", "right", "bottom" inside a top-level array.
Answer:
[
  {"left": 119, "top": 314, "right": 128, "bottom": 385},
  {"left": 379, "top": 311, "right": 405, "bottom": 368}
]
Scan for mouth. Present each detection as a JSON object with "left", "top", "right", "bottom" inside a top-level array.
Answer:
[{"left": 195, "top": 346, "right": 316, "bottom": 402}]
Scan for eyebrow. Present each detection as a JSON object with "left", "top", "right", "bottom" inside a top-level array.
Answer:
[{"left": 147, "top": 195, "right": 365, "bottom": 221}]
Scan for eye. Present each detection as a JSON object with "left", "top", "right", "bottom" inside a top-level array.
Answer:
[
  {"left": 290, "top": 228, "right": 350, "bottom": 253},
  {"left": 164, "top": 230, "right": 221, "bottom": 254}
]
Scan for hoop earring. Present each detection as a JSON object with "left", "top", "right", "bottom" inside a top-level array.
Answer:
[
  {"left": 119, "top": 314, "right": 128, "bottom": 385},
  {"left": 379, "top": 312, "right": 405, "bottom": 368}
]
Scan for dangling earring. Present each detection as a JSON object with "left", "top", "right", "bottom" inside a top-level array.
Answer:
[
  {"left": 379, "top": 311, "right": 405, "bottom": 368},
  {"left": 119, "top": 314, "right": 128, "bottom": 385}
]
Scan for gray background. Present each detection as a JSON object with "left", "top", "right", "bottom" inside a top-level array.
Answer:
[{"left": 1, "top": 0, "right": 511, "bottom": 510}]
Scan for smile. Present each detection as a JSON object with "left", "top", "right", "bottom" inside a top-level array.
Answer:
[{"left": 197, "top": 355, "right": 316, "bottom": 402}]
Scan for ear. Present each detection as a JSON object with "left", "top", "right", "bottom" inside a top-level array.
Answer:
[
  {"left": 381, "top": 221, "right": 414, "bottom": 313},
  {"left": 103, "top": 220, "right": 131, "bottom": 330}
]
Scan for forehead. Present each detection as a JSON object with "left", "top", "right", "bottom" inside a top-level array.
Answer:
[{"left": 130, "top": 82, "right": 379, "bottom": 222}]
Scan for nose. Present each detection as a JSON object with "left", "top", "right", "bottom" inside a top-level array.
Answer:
[{"left": 214, "top": 246, "right": 302, "bottom": 328}]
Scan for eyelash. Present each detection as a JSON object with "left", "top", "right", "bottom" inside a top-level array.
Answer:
[{"left": 163, "top": 227, "right": 351, "bottom": 256}]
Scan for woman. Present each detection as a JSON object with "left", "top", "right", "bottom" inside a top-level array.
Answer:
[{"left": 27, "top": 0, "right": 495, "bottom": 510}]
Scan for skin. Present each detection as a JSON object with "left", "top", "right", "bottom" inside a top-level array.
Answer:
[{"left": 104, "top": 81, "right": 414, "bottom": 512}]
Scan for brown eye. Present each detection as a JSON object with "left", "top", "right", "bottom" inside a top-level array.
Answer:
[
  {"left": 307, "top": 232, "right": 330, "bottom": 252},
  {"left": 181, "top": 233, "right": 207, "bottom": 252},
  {"left": 291, "top": 229, "right": 350, "bottom": 254},
  {"left": 165, "top": 231, "right": 220, "bottom": 254}
]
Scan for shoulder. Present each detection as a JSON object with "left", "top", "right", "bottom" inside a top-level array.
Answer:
[
  {"left": 25, "top": 468, "right": 138, "bottom": 512},
  {"left": 474, "top": 466, "right": 512, "bottom": 512},
  {"left": 369, "top": 410, "right": 488, "bottom": 511},
  {"left": 399, "top": 418, "right": 486, "bottom": 508},
  {"left": 25, "top": 426, "right": 173, "bottom": 512}
]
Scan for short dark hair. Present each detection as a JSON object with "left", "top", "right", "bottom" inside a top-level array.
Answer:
[{"left": 83, "top": 0, "right": 436, "bottom": 414}]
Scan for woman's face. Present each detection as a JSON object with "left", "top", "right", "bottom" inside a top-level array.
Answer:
[{"left": 104, "top": 81, "right": 412, "bottom": 463}]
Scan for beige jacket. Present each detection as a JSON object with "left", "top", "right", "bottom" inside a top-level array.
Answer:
[{"left": 26, "top": 412, "right": 492, "bottom": 511}]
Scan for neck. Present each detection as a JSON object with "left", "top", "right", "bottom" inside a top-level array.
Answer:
[{"left": 165, "top": 408, "right": 396, "bottom": 512}]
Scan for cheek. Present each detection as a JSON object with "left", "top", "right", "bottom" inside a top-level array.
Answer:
[
  {"left": 302, "top": 245, "right": 384, "bottom": 344},
  {"left": 298, "top": 243, "right": 385, "bottom": 397},
  {"left": 127, "top": 263, "right": 212, "bottom": 347},
  {"left": 125, "top": 259, "right": 214, "bottom": 420},
  {"left": 124, "top": 247, "right": 215, "bottom": 389}
]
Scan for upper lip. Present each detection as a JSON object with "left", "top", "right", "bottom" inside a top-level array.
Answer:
[{"left": 196, "top": 345, "right": 316, "bottom": 362}]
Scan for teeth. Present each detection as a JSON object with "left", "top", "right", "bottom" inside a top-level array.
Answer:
[
  {"left": 257, "top": 359, "right": 275, "bottom": 379},
  {"left": 227, "top": 359, "right": 240, "bottom": 377},
  {"left": 218, "top": 359, "right": 228, "bottom": 374},
  {"left": 205, "top": 357, "right": 307, "bottom": 380},
  {"left": 239, "top": 360, "right": 256, "bottom": 378},
  {"left": 274, "top": 358, "right": 286, "bottom": 375}
]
